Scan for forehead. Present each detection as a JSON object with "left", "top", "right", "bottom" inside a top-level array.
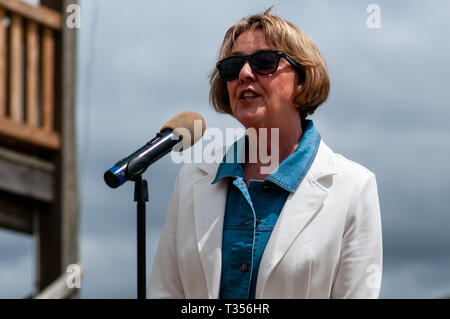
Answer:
[{"left": 230, "top": 30, "right": 271, "bottom": 55}]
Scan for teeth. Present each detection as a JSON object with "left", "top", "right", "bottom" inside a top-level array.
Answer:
[{"left": 242, "top": 91, "right": 258, "bottom": 99}]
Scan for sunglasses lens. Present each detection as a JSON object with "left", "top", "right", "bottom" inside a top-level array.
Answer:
[
  {"left": 252, "top": 51, "right": 279, "bottom": 74},
  {"left": 218, "top": 51, "right": 281, "bottom": 81},
  {"left": 220, "top": 57, "right": 245, "bottom": 81}
]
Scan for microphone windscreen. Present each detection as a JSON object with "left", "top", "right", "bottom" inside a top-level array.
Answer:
[{"left": 159, "top": 111, "right": 206, "bottom": 151}]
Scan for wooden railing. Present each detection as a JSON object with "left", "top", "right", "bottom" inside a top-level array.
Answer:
[
  {"left": 34, "top": 262, "right": 82, "bottom": 299},
  {"left": 0, "top": 0, "right": 62, "bottom": 150}
]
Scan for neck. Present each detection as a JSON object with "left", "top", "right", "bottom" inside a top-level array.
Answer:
[{"left": 244, "top": 118, "right": 303, "bottom": 179}]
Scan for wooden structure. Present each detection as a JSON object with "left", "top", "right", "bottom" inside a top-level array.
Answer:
[{"left": 0, "top": 0, "right": 78, "bottom": 298}]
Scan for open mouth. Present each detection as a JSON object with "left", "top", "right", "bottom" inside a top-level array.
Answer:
[{"left": 239, "top": 89, "right": 261, "bottom": 101}]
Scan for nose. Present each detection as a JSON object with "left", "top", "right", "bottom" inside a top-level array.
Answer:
[{"left": 238, "top": 60, "right": 256, "bottom": 82}]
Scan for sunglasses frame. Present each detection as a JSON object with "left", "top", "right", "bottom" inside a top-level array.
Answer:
[{"left": 216, "top": 50, "right": 302, "bottom": 82}]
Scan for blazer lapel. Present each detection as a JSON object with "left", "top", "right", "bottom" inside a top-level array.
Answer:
[
  {"left": 192, "top": 162, "right": 227, "bottom": 298},
  {"left": 255, "top": 141, "right": 337, "bottom": 298}
]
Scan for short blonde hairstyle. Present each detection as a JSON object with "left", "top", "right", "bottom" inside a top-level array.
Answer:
[{"left": 209, "top": 8, "right": 330, "bottom": 120}]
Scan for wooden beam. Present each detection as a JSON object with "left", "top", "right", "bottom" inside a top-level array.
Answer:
[
  {"left": 0, "top": 146, "right": 54, "bottom": 172},
  {"left": 0, "top": 0, "right": 62, "bottom": 30},
  {"left": 0, "top": 146, "right": 54, "bottom": 202},
  {"left": 40, "top": 0, "right": 63, "bottom": 12},
  {"left": 0, "top": 191, "right": 34, "bottom": 234},
  {"left": 0, "top": 116, "right": 60, "bottom": 149},
  {"left": 0, "top": 8, "right": 6, "bottom": 116},
  {"left": 9, "top": 13, "right": 23, "bottom": 123},
  {"left": 26, "top": 20, "right": 39, "bottom": 127}
]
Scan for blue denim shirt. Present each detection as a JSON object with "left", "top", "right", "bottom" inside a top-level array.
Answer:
[{"left": 212, "top": 120, "right": 321, "bottom": 299}]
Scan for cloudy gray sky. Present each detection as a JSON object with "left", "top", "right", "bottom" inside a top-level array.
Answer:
[{"left": 1, "top": 0, "right": 449, "bottom": 298}]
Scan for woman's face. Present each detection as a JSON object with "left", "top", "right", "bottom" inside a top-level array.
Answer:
[{"left": 226, "top": 30, "right": 299, "bottom": 129}]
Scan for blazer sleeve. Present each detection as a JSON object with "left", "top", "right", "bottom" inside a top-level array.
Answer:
[
  {"left": 148, "top": 171, "right": 185, "bottom": 298},
  {"left": 331, "top": 173, "right": 383, "bottom": 298}
]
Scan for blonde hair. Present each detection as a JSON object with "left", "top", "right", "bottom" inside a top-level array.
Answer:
[{"left": 209, "top": 8, "right": 330, "bottom": 120}]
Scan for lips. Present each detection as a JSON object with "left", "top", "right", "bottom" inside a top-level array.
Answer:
[{"left": 239, "top": 88, "right": 261, "bottom": 101}]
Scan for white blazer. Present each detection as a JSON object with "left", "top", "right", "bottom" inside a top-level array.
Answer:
[{"left": 149, "top": 140, "right": 383, "bottom": 298}]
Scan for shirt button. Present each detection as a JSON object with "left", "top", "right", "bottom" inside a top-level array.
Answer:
[
  {"left": 238, "top": 262, "right": 249, "bottom": 273},
  {"left": 262, "top": 184, "right": 270, "bottom": 192}
]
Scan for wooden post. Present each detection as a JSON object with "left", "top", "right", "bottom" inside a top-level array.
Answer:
[
  {"left": 59, "top": 0, "right": 79, "bottom": 277},
  {"left": 10, "top": 14, "right": 23, "bottom": 122},
  {"left": 0, "top": 8, "right": 6, "bottom": 117},
  {"left": 41, "top": 27, "right": 54, "bottom": 131},
  {"left": 26, "top": 20, "right": 39, "bottom": 127},
  {"left": 37, "top": 0, "right": 79, "bottom": 295}
]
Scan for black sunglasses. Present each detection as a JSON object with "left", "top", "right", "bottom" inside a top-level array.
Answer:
[{"left": 216, "top": 50, "right": 301, "bottom": 82}]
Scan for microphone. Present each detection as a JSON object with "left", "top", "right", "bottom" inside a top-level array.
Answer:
[{"left": 104, "top": 111, "right": 206, "bottom": 188}]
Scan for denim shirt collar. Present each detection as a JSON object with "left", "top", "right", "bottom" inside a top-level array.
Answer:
[{"left": 212, "top": 119, "right": 321, "bottom": 193}]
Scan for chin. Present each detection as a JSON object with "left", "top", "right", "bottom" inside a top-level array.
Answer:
[
  {"left": 236, "top": 114, "right": 265, "bottom": 129},
  {"left": 234, "top": 105, "right": 266, "bottom": 128}
]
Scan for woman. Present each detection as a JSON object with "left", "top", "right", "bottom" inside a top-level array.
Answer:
[{"left": 149, "top": 9, "right": 382, "bottom": 299}]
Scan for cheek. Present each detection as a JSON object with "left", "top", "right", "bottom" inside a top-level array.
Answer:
[
  {"left": 226, "top": 81, "right": 237, "bottom": 99},
  {"left": 269, "top": 75, "right": 297, "bottom": 103},
  {"left": 226, "top": 81, "right": 239, "bottom": 111}
]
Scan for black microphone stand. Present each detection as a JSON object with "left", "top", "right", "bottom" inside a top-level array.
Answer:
[
  {"left": 103, "top": 129, "right": 183, "bottom": 299},
  {"left": 133, "top": 175, "right": 148, "bottom": 299}
]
